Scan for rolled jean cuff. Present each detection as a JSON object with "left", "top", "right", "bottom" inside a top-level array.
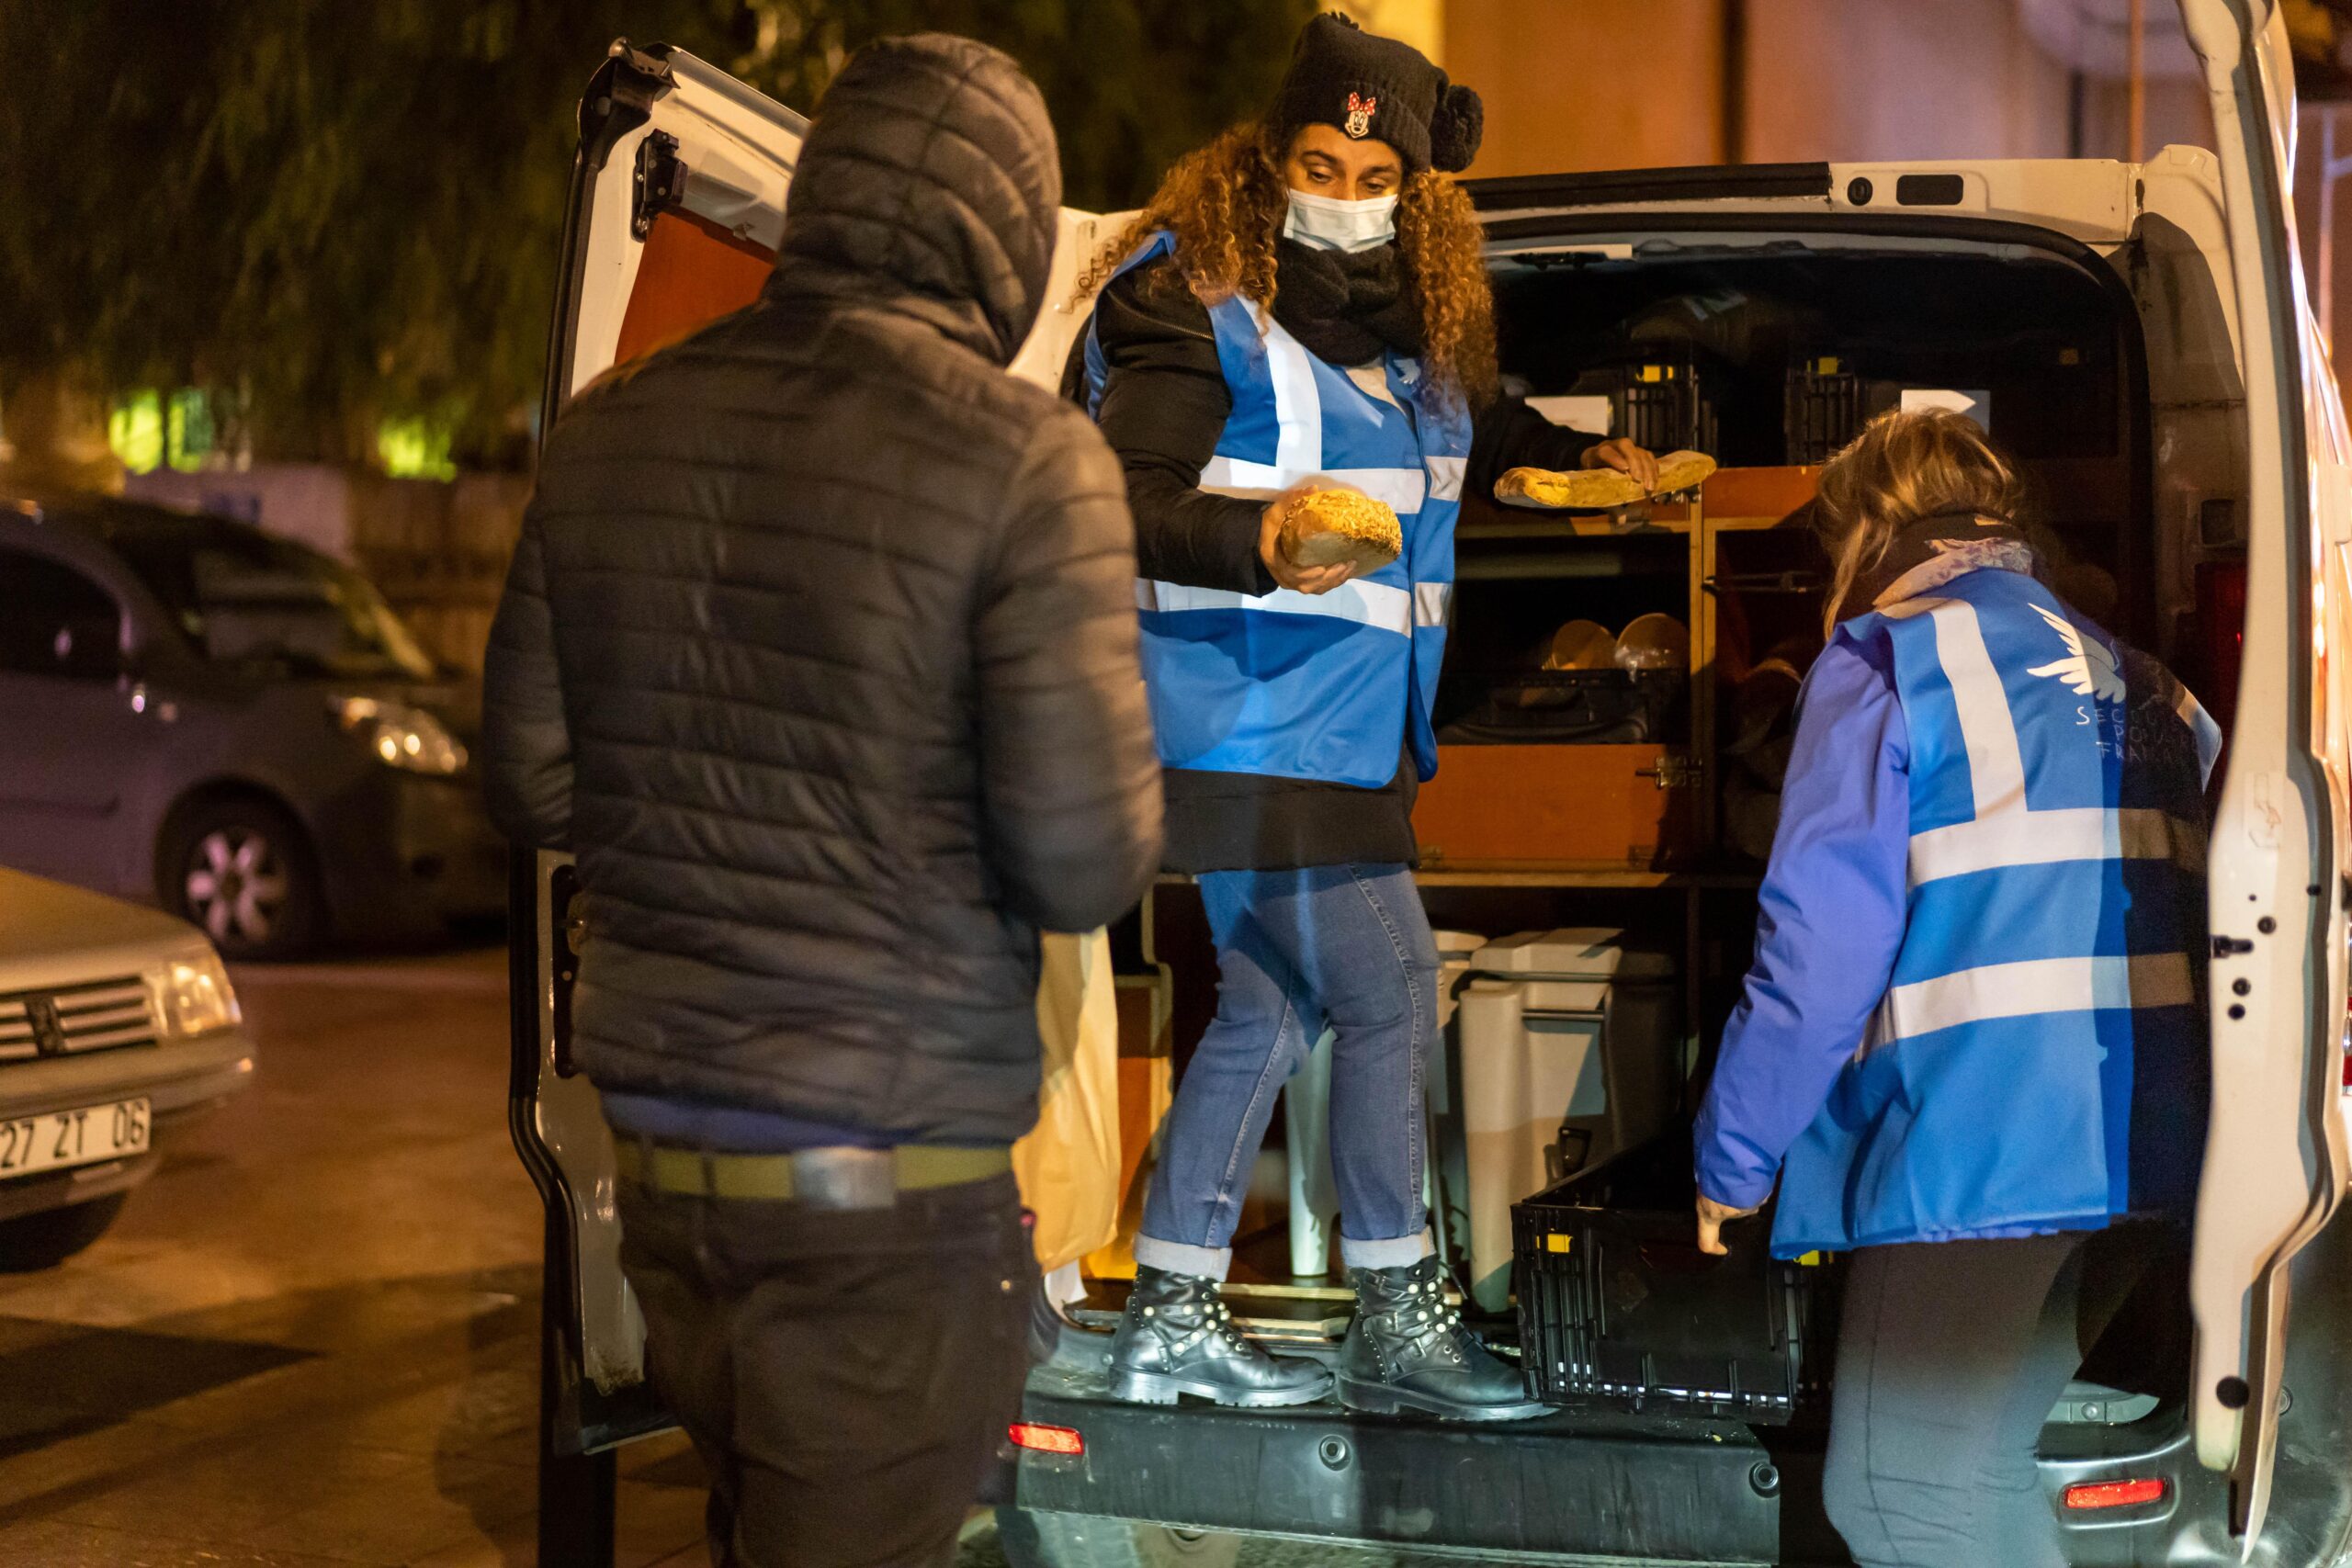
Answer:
[
  {"left": 1134, "top": 1235, "right": 1234, "bottom": 1281},
  {"left": 1339, "top": 1227, "right": 1433, "bottom": 1271}
]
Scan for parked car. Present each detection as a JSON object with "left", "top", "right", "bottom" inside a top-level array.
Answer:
[
  {"left": 0, "top": 865, "right": 254, "bottom": 1267},
  {"left": 514, "top": 7, "right": 2352, "bottom": 1566},
  {"left": 0, "top": 495, "right": 505, "bottom": 958}
]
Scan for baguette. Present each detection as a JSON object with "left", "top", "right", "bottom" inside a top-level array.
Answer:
[{"left": 1495, "top": 449, "right": 1717, "bottom": 511}]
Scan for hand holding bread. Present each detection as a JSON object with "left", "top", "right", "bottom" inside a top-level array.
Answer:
[{"left": 1259, "top": 481, "right": 1399, "bottom": 595}]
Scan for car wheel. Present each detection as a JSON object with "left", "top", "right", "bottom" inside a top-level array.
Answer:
[
  {"left": 163, "top": 798, "right": 324, "bottom": 960},
  {"left": 0, "top": 1193, "right": 129, "bottom": 1272},
  {"left": 995, "top": 1509, "right": 1241, "bottom": 1568}
]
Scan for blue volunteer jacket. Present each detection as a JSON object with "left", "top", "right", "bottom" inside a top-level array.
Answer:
[
  {"left": 1695, "top": 566, "right": 2218, "bottom": 1257},
  {"left": 1081, "top": 231, "right": 1470, "bottom": 789}
]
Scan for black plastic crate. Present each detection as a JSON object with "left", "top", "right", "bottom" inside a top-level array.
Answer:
[
  {"left": 1568, "top": 355, "right": 1717, "bottom": 457},
  {"left": 1436, "top": 668, "right": 1688, "bottom": 744},
  {"left": 1511, "top": 1137, "right": 1838, "bottom": 1420},
  {"left": 1784, "top": 355, "right": 1861, "bottom": 465}
]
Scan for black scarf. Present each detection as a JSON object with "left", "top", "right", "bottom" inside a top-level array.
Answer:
[
  {"left": 1271, "top": 240, "right": 1425, "bottom": 366},
  {"left": 1837, "top": 509, "right": 2045, "bottom": 626}
]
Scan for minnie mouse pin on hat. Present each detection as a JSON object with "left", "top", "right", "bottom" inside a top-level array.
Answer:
[{"left": 1269, "top": 12, "right": 1484, "bottom": 174}]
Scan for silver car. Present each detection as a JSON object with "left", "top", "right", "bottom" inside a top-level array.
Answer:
[
  {"left": 0, "top": 864, "right": 254, "bottom": 1266},
  {"left": 0, "top": 494, "right": 505, "bottom": 958}
]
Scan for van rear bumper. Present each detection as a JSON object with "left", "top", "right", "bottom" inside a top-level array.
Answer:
[
  {"left": 1012, "top": 1358, "right": 2243, "bottom": 1566},
  {"left": 1012, "top": 1359, "right": 1823, "bottom": 1564}
]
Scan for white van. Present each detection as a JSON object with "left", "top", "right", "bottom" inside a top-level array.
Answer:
[{"left": 510, "top": 2, "right": 2352, "bottom": 1562}]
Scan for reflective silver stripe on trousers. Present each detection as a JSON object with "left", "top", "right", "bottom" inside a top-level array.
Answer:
[
  {"left": 1414, "top": 582, "right": 1453, "bottom": 628},
  {"left": 1908, "top": 807, "right": 2209, "bottom": 884},
  {"left": 1136, "top": 578, "right": 1414, "bottom": 635},
  {"left": 1865, "top": 953, "right": 2197, "bottom": 1049}
]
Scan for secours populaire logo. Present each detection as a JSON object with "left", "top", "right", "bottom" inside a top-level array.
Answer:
[
  {"left": 2028, "top": 603, "right": 2126, "bottom": 704},
  {"left": 1345, "top": 92, "right": 1378, "bottom": 138}
]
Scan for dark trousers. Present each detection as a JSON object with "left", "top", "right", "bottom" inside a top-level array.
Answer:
[
  {"left": 1824, "top": 1227, "right": 2163, "bottom": 1568},
  {"left": 616, "top": 1171, "right": 1033, "bottom": 1568}
]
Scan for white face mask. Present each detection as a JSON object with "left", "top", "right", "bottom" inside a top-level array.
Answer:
[{"left": 1283, "top": 187, "right": 1399, "bottom": 254}]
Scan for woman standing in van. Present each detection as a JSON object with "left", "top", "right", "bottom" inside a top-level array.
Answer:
[
  {"left": 1073, "top": 13, "right": 1656, "bottom": 1420},
  {"left": 1692, "top": 409, "right": 2218, "bottom": 1566}
]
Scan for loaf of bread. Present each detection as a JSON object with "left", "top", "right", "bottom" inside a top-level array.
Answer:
[
  {"left": 1284, "top": 488, "right": 1404, "bottom": 570},
  {"left": 1495, "top": 449, "right": 1717, "bottom": 511}
]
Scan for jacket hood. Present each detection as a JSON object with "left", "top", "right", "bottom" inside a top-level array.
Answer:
[{"left": 767, "top": 34, "right": 1061, "bottom": 366}]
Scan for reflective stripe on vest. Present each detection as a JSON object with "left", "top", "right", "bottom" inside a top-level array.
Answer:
[
  {"left": 1770, "top": 569, "right": 2210, "bottom": 1257},
  {"left": 1083, "top": 231, "right": 1468, "bottom": 788}
]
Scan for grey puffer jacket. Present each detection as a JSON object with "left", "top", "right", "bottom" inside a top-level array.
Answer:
[{"left": 482, "top": 34, "right": 1161, "bottom": 1145}]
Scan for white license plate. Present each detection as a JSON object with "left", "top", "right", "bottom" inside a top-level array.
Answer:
[{"left": 0, "top": 1099, "right": 150, "bottom": 1179}]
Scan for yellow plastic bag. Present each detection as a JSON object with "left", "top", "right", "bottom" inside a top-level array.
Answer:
[{"left": 1013, "top": 930, "right": 1123, "bottom": 1273}]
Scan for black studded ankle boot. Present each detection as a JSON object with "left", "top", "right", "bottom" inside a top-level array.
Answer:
[
  {"left": 1105, "top": 1267, "right": 1331, "bottom": 1408},
  {"left": 1336, "top": 1256, "right": 1548, "bottom": 1421}
]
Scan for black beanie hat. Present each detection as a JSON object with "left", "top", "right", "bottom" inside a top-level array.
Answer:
[{"left": 1267, "top": 12, "right": 1484, "bottom": 175}]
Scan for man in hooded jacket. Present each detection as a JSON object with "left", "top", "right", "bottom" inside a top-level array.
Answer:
[{"left": 481, "top": 34, "right": 1161, "bottom": 1568}]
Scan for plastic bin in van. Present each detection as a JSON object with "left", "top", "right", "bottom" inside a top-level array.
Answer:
[
  {"left": 1456, "top": 929, "right": 1676, "bottom": 1310},
  {"left": 1285, "top": 930, "right": 1487, "bottom": 1277},
  {"left": 1512, "top": 1134, "right": 1837, "bottom": 1419}
]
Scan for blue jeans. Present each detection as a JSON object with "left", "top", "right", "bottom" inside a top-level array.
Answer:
[{"left": 1136, "top": 864, "right": 1439, "bottom": 1280}]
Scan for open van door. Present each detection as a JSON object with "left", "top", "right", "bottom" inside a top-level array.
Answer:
[
  {"left": 509, "top": 39, "right": 1114, "bottom": 1558},
  {"left": 2177, "top": 0, "right": 2352, "bottom": 1545}
]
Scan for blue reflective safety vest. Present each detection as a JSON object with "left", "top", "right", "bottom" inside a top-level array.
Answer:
[
  {"left": 1772, "top": 568, "right": 2217, "bottom": 1256},
  {"left": 1081, "top": 231, "right": 1469, "bottom": 788}
]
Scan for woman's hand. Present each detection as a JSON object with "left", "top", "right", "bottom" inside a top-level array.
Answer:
[
  {"left": 1696, "top": 1194, "right": 1762, "bottom": 1257},
  {"left": 1581, "top": 437, "right": 1661, "bottom": 493},
  {"left": 1260, "top": 481, "right": 1362, "bottom": 596}
]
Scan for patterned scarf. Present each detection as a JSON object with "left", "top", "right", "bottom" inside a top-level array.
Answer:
[{"left": 1837, "top": 509, "right": 2046, "bottom": 624}]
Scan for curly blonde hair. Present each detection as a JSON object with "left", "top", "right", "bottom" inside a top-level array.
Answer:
[{"left": 1077, "top": 124, "right": 1498, "bottom": 412}]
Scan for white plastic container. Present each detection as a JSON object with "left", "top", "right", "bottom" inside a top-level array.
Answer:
[
  {"left": 1286, "top": 930, "right": 1487, "bottom": 1278},
  {"left": 1456, "top": 929, "right": 1677, "bottom": 1311}
]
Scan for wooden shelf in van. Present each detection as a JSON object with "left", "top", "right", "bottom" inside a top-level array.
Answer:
[
  {"left": 1702, "top": 464, "right": 1822, "bottom": 529},
  {"left": 1471, "top": 465, "right": 1821, "bottom": 536}
]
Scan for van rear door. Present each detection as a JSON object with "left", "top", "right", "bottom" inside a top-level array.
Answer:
[
  {"left": 514, "top": 40, "right": 1111, "bottom": 1467},
  {"left": 2176, "top": 0, "right": 2352, "bottom": 1543},
  {"left": 515, "top": 40, "right": 808, "bottom": 1465}
]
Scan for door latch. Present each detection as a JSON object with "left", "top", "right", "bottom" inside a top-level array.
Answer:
[
  {"left": 632, "top": 130, "right": 686, "bottom": 240},
  {"left": 1635, "top": 755, "right": 1703, "bottom": 790}
]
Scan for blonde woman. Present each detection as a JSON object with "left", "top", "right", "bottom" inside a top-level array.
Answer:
[
  {"left": 1693, "top": 409, "right": 2220, "bottom": 1566},
  {"left": 1070, "top": 13, "right": 1655, "bottom": 1420}
]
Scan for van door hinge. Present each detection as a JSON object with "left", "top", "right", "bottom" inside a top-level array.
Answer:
[
  {"left": 633, "top": 130, "right": 686, "bottom": 240},
  {"left": 1635, "top": 756, "right": 1703, "bottom": 790}
]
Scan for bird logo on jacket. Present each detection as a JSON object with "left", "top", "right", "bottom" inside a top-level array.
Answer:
[{"left": 2028, "top": 603, "right": 2126, "bottom": 704}]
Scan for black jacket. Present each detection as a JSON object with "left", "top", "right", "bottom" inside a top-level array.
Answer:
[
  {"left": 482, "top": 35, "right": 1162, "bottom": 1146},
  {"left": 1077, "top": 258, "right": 1600, "bottom": 872}
]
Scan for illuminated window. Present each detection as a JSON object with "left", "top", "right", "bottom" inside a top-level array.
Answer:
[{"left": 377, "top": 417, "right": 456, "bottom": 481}]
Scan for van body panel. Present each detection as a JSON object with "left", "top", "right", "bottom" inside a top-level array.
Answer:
[{"left": 2175, "top": 1, "right": 2350, "bottom": 1537}]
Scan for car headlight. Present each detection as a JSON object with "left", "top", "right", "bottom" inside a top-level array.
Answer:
[
  {"left": 148, "top": 951, "right": 241, "bottom": 1040},
  {"left": 332, "top": 695, "right": 469, "bottom": 776}
]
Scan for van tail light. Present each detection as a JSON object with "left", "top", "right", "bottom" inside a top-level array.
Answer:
[
  {"left": 2195, "top": 559, "right": 2247, "bottom": 736},
  {"left": 1009, "top": 1422, "right": 1084, "bottom": 1457},
  {"left": 2063, "top": 1477, "right": 2165, "bottom": 1510}
]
